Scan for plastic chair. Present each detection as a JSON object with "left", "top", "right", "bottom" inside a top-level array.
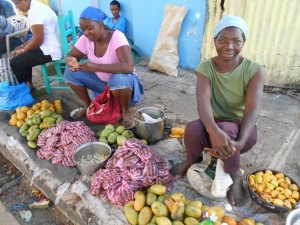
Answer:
[
  {"left": 40, "top": 11, "right": 77, "bottom": 94},
  {"left": 6, "top": 15, "right": 30, "bottom": 57}
]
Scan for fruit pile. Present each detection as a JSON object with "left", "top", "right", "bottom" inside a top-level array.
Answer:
[
  {"left": 96, "top": 124, "right": 147, "bottom": 146},
  {"left": 248, "top": 170, "right": 299, "bottom": 209},
  {"left": 123, "top": 184, "right": 264, "bottom": 225},
  {"left": 9, "top": 100, "right": 64, "bottom": 149}
]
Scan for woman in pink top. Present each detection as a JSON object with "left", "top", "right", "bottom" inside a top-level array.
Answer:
[{"left": 65, "top": 7, "right": 143, "bottom": 128}]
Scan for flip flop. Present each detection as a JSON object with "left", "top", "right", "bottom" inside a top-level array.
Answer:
[{"left": 69, "top": 107, "right": 86, "bottom": 120}]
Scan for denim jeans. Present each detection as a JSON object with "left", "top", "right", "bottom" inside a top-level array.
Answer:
[{"left": 64, "top": 67, "right": 142, "bottom": 105}]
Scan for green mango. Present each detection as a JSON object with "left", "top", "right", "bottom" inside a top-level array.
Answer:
[
  {"left": 107, "top": 132, "right": 118, "bottom": 144},
  {"left": 117, "top": 135, "right": 127, "bottom": 146},
  {"left": 105, "top": 124, "right": 115, "bottom": 132},
  {"left": 116, "top": 125, "right": 125, "bottom": 134},
  {"left": 100, "top": 128, "right": 114, "bottom": 138},
  {"left": 27, "top": 141, "right": 37, "bottom": 149},
  {"left": 96, "top": 130, "right": 102, "bottom": 138},
  {"left": 122, "top": 130, "right": 134, "bottom": 139},
  {"left": 40, "top": 110, "right": 52, "bottom": 119},
  {"left": 99, "top": 137, "right": 108, "bottom": 144},
  {"left": 19, "top": 123, "right": 30, "bottom": 134}
]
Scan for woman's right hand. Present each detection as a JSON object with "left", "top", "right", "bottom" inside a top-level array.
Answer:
[
  {"left": 66, "top": 56, "right": 79, "bottom": 71},
  {"left": 209, "top": 128, "right": 236, "bottom": 159}
]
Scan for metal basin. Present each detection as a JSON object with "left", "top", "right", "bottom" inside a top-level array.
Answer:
[
  {"left": 286, "top": 208, "right": 300, "bottom": 225},
  {"left": 73, "top": 142, "right": 111, "bottom": 176}
]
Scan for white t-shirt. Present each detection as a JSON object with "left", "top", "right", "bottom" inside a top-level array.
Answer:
[{"left": 28, "top": 0, "right": 62, "bottom": 60}]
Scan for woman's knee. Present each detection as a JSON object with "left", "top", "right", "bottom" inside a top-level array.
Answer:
[{"left": 108, "top": 73, "right": 133, "bottom": 90}]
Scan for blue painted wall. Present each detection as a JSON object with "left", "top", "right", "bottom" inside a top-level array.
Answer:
[{"left": 61, "top": 0, "right": 207, "bottom": 69}]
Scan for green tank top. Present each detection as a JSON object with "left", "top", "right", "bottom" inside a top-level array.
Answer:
[{"left": 195, "top": 58, "right": 262, "bottom": 121}]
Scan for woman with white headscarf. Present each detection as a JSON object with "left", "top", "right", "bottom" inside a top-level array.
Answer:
[{"left": 171, "top": 15, "right": 265, "bottom": 206}]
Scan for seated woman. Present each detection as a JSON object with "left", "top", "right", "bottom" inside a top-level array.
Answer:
[
  {"left": 65, "top": 6, "right": 143, "bottom": 129},
  {"left": 10, "top": 0, "right": 62, "bottom": 90},
  {"left": 104, "top": 0, "right": 126, "bottom": 34},
  {"left": 170, "top": 15, "right": 265, "bottom": 206}
]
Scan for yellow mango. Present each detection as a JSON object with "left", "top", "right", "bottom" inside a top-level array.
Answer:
[
  {"left": 184, "top": 217, "right": 199, "bottom": 225},
  {"left": 138, "top": 206, "right": 152, "bottom": 225},
  {"left": 156, "top": 216, "right": 172, "bottom": 225},
  {"left": 147, "top": 184, "right": 167, "bottom": 195},
  {"left": 133, "top": 191, "right": 145, "bottom": 211},
  {"left": 151, "top": 201, "right": 168, "bottom": 217}
]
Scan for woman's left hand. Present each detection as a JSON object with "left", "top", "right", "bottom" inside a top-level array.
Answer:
[
  {"left": 13, "top": 49, "right": 25, "bottom": 56},
  {"left": 79, "top": 62, "right": 98, "bottom": 72}
]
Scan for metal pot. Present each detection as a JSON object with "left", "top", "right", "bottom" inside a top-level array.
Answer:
[
  {"left": 286, "top": 207, "right": 300, "bottom": 225},
  {"left": 134, "top": 104, "right": 165, "bottom": 144},
  {"left": 73, "top": 142, "right": 112, "bottom": 176}
]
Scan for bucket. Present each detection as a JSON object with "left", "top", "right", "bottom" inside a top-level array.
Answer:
[{"left": 133, "top": 104, "right": 165, "bottom": 144}]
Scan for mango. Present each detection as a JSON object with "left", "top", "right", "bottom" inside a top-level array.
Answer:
[
  {"left": 124, "top": 205, "right": 138, "bottom": 225},
  {"left": 172, "top": 221, "right": 184, "bottom": 225},
  {"left": 171, "top": 201, "right": 184, "bottom": 221},
  {"left": 105, "top": 124, "right": 115, "bottom": 132},
  {"left": 146, "top": 192, "right": 157, "bottom": 206},
  {"left": 186, "top": 200, "right": 202, "bottom": 209},
  {"left": 147, "top": 184, "right": 167, "bottom": 195},
  {"left": 184, "top": 217, "right": 199, "bottom": 225},
  {"left": 99, "top": 137, "right": 108, "bottom": 144},
  {"left": 184, "top": 205, "right": 201, "bottom": 218},
  {"left": 157, "top": 195, "right": 166, "bottom": 203},
  {"left": 96, "top": 130, "right": 102, "bottom": 138},
  {"left": 27, "top": 141, "right": 37, "bottom": 149},
  {"left": 170, "top": 192, "right": 185, "bottom": 202},
  {"left": 19, "top": 123, "right": 30, "bottom": 134},
  {"left": 156, "top": 216, "right": 172, "bottom": 225},
  {"left": 122, "top": 130, "right": 134, "bottom": 139},
  {"left": 43, "top": 116, "right": 56, "bottom": 123},
  {"left": 138, "top": 206, "right": 152, "bottom": 225},
  {"left": 150, "top": 215, "right": 158, "bottom": 224},
  {"left": 40, "top": 110, "right": 52, "bottom": 119},
  {"left": 134, "top": 191, "right": 145, "bottom": 211},
  {"left": 164, "top": 196, "right": 175, "bottom": 212},
  {"left": 27, "top": 129, "right": 41, "bottom": 141},
  {"left": 117, "top": 135, "right": 127, "bottom": 146},
  {"left": 21, "top": 130, "right": 29, "bottom": 137},
  {"left": 141, "top": 139, "right": 148, "bottom": 145},
  {"left": 116, "top": 125, "right": 126, "bottom": 134},
  {"left": 151, "top": 201, "right": 168, "bottom": 217},
  {"left": 292, "top": 191, "right": 299, "bottom": 200},
  {"left": 100, "top": 128, "right": 114, "bottom": 138},
  {"left": 238, "top": 218, "right": 256, "bottom": 225},
  {"left": 107, "top": 132, "right": 119, "bottom": 144}
]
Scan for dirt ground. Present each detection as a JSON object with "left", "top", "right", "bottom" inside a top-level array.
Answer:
[{"left": 0, "top": 153, "right": 73, "bottom": 225}]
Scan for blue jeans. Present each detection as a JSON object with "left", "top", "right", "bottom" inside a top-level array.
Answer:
[{"left": 64, "top": 67, "right": 143, "bottom": 106}]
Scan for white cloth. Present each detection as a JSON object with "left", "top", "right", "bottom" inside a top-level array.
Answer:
[
  {"left": 28, "top": 0, "right": 62, "bottom": 60},
  {"left": 214, "top": 14, "right": 249, "bottom": 39},
  {"left": 211, "top": 159, "right": 233, "bottom": 198}
]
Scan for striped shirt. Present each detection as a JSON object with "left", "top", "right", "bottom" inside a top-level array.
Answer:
[{"left": 0, "top": 15, "right": 15, "bottom": 38}]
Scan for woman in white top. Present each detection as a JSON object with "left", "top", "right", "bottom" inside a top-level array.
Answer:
[{"left": 10, "top": 0, "right": 62, "bottom": 90}]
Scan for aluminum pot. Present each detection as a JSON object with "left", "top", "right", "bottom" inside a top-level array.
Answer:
[
  {"left": 286, "top": 207, "right": 300, "bottom": 225},
  {"left": 133, "top": 104, "right": 165, "bottom": 144},
  {"left": 73, "top": 142, "right": 111, "bottom": 176}
]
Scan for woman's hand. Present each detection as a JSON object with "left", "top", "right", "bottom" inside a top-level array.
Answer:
[
  {"left": 78, "top": 62, "right": 97, "bottom": 72},
  {"left": 209, "top": 128, "right": 236, "bottom": 159},
  {"left": 13, "top": 48, "right": 25, "bottom": 56},
  {"left": 66, "top": 56, "right": 79, "bottom": 71}
]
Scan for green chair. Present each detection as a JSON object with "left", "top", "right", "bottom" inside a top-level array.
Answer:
[{"left": 41, "top": 11, "right": 77, "bottom": 94}]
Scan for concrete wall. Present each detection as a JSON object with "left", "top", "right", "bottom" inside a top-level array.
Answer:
[{"left": 60, "top": 0, "right": 207, "bottom": 69}]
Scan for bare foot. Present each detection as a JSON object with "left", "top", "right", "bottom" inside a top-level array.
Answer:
[
  {"left": 122, "top": 111, "right": 134, "bottom": 129},
  {"left": 227, "top": 171, "right": 247, "bottom": 206},
  {"left": 170, "top": 161, "right": 192, "bottom": 177},
  {"left": 70, "top": 107, "right": 87, "bottom": 120}
]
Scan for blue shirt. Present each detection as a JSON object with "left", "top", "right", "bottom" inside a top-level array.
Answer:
[
  {"left": 0, "top": 15, "right": 15, "bottom": 38},
  {"left": 104, "top": 16, "right": 126, "bottom": 34},
  {"left": 0, "top": 0, "right": 15, "bottom": 18}
]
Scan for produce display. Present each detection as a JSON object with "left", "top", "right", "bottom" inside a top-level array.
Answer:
[
  {"left": 123, "top": 184, "right": 264, "bottom": 225},
  {"left": 97, "top": 124, "right": 147, "bottom": 146},
  {"left": 248, "top": 170, "right": 299, "bottom": 210},
  {"left": 9, "top": 100, "right": 64, "bottom": 149}
]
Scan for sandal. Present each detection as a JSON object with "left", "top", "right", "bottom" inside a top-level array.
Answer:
[{"left": 69, "top": 107, "right": 86, "bottom": 120}]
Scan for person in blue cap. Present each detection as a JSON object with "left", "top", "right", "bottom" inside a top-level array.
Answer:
[
  {"left": 65, "top": 6, "right": 143, "bottom": 128},
  {"left": 171, "top": 15, "right": 266, "bottom": 207}
]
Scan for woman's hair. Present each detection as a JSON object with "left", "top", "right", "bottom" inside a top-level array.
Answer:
[{"left": 110, "top": 0, "right": 121, "bottom": 10}]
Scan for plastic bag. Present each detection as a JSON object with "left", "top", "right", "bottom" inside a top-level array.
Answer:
[
  {"left": 187, "top": 152, "right": 225, "bottom": 201},
  {"left": 148, "top": 4, "right": 187, "bottom": 77},
  {"left": 0, "top": 82, "right": 34, "bottom": 110}
]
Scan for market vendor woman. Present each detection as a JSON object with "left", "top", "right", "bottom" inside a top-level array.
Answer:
[
  {"left": 171, "top": 15, "right": 265, "bottom": 206},
  {"left": 65, "top": 6, "right": 143, "bottom": 128}
]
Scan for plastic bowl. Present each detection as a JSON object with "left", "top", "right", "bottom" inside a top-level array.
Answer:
[
  {"left": 73, "top": 142, "right": 111, "bottom": 176},
  {"left": 286, "top": 207, "right": 300, "bottom": 225},
  {"left": 247, "top": 169, "right": 300, "bottom": 213}
]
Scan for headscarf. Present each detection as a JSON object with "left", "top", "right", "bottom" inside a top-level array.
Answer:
[
  {"left": 214, "top": 15, "right": 248, "bottom": 39},
  {"left": 80, "top": 6, "right": 108, "bottom": 22}
]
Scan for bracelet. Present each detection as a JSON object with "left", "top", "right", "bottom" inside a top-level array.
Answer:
[{"left": 22, "top": 48, "right": 26, "bottom": 52}]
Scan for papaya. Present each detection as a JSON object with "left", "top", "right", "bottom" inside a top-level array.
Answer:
[{"left": 170, "top": 127, "right": 185, "bottom": 136}]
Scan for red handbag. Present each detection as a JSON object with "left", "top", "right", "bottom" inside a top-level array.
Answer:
[{"left": 86, "top": 86, "right": 122, "bottom": 124}]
